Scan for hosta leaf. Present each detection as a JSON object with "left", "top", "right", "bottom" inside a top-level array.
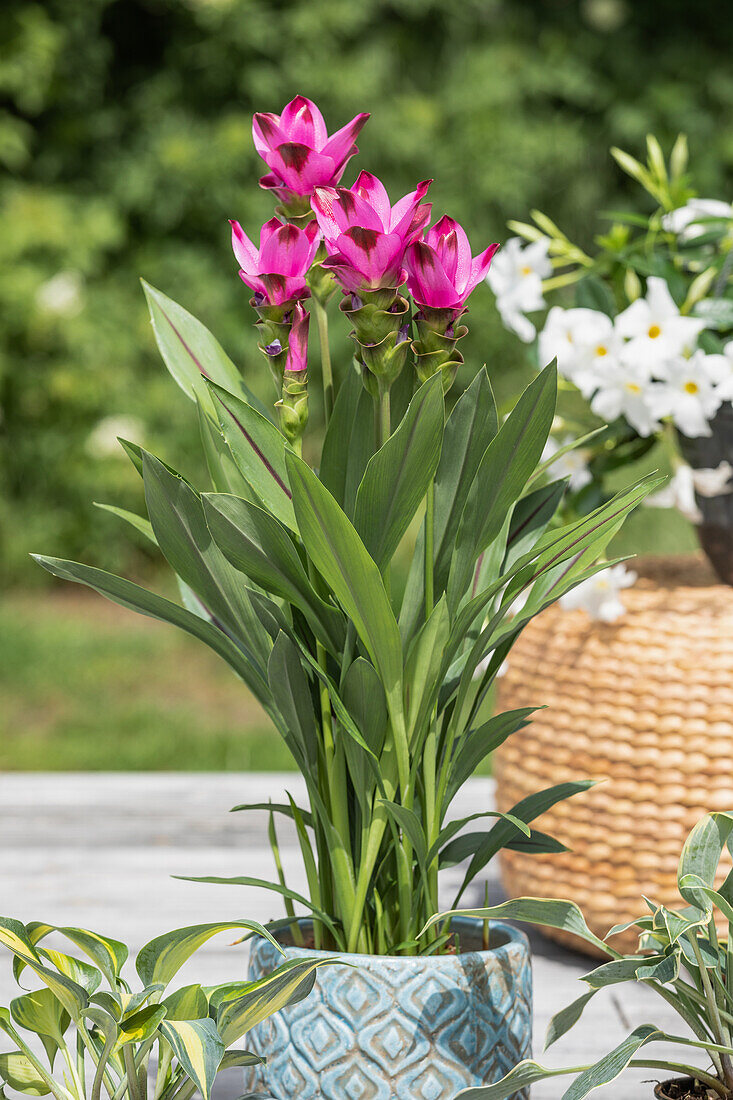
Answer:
[
  {"left": 142, "top": 281, "right": 267, "bottom": 417},
  {"left": 114, "top": 1004, "right": 167, "bottom": 1050},
  {"left": 162, "top": 985, "right": 209, "bottom": 1022},
  {"left": 285, "top": 452, "right": 403, "bottom": 698},
  {"left": 545, "top": 989, "right": 598, "bottom": 1050},
  {"left": 214, "top": 958, "right": 333, "bottom": 1045},
  {"left": 209, "top": 383, "right": 296, "bottom": 531},
  {"left": 37, "top": 949, "right": 101, "bottom": 994},
  {"left": 0, "top": 1054, "right": 51, "bottom": 1097},
  {"left": 136, "top": 922, "right": 280, "bottom": 989},
  {"left": 423, "top": 897, "right": 612, "bottom": 957},
  {"left": 454, "top": 1059, "right": 576, "bottom": 1100},
  {"left": 678, "top": 812, "right": 733, "bottom": 909},
  {"left": 353, "top": 374, "right": 444, "bottom": 572},
  {"left": 11, "top": 988, "right": 69, "bottom": 1049},
  {"left": 159, "top": 1018, "right": 224, "bottom": 1100}
]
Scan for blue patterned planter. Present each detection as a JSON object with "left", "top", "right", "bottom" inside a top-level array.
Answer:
[{"left": 244, "top": 917, "right": 531, "bottom": 1100}]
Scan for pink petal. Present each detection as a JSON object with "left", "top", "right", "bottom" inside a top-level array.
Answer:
[
  {"left": 320, "top": 255, "right": 369, "bottom": 294},
  {"left": 333, "top": 186, "right": 384, "bottom": 232},
  {"left": 311, "top": 188, "right": 342, "bottom": 242},
  {"left": 286, "top": 302, "right": 310, "bottom": 372},
  {"left": 252, "top": 112, "right": 287, "bottom": 157},
  {"left": 335, "top": 228, "right": 405, "bottom": 288},
  {"left": 427, "top": 216, "right": 472, "bottom": 293},
  {"left": 265, "top": 144, "right": 339, "bottom": 195},
  {"left": 390, "top": 180, "right": 433, "bottom": 235},
  {"left": 238, "top": 269, "right": 267, "bottom": 298},
  {"left": 464, "top": 243, "right": 500, "bottom": 297},
  {"left": 260, "top": 273, "right": 310, "bottom": 306},
  {"left": 230, "top": 221, "right": 259, "bottom": 275},
  {"left": 351, "top": 170, "right": 391, "bottom": 229},
  {"left": 259, "top": 216, "right": 286, "bottom": 252},
  {"left": 279, "top": 96, "right": 328, "bottom": 148},
  {"left": 260, "top": 223, "right": 314, "bottom": 277},
  {"left": 405, "top": 241, "right": 461, "bottom": 309},
  {"left": 321, "top": 113, "right": 370, "bottom": 170}
]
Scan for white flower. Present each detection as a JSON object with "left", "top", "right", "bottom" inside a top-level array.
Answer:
[
  {"left": 590, "top": 357, "right": 661, "bottom": 437},
  {"left": 539, "top": 306, "right": 621, "bottom": 395},
  {"left": 35, "top": 271, "right": 85, "bottom": 318},
  {"left": 647, "top": 462, "right": 733, "bottom": 524},
  {"left": 487, "top": 237, "right": 551, "bottom": 342},
  {"left": 86, "top": 415, "right": 145, "bottom": 459},
  {"left": 560, "top": 563, "right": 637, "bottom": 622},
  {"left": 647, "top": 349, "right": 726, "bottom": 437},
  {"left": 541, "top": 434, "right": 592, "bottom": 490},
  {"left": 662, "top": 198, "right": 733, "bottom": 242},
  {"left": 615, "top": 276, "right": 705, "bottom": 369}
]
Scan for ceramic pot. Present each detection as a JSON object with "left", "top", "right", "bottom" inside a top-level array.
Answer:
[{"left": 243, "top": 916, "right": 532, "bottom": 1100}]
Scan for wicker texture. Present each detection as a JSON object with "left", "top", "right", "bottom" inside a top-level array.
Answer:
[{"left": 494, "top": 556, "right": 733, "bottom": 956}]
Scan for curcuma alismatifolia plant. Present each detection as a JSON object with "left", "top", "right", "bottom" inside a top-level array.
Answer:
[
  {"left": 34, "top": 97, "right": 657, "bottom": 956},
  {"left": 429, "top": 813, "right": 733, "bottom": 1100},
  {"left": 0, "top": 917, "right": 331, "bottom": 1100}
]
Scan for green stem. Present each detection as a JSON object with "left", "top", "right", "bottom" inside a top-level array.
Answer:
[
  {"left": 124, "top": 1045, "right": 143, "bottom": 1100},
  {"left": 690, "top": 935, "right": 728, "bottom": 1081},
  {"left": 377, "top": 382, "right": 392, "bottom": 598},
  {"left": 313, "top": 299, "right": 334, "bottom": 423},
  {"left": 268, "top": 807, "right": 304, "bottom": 947}
]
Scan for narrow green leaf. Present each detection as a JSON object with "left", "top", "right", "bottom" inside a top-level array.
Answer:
[
  {"left": 443, "top": 709, "right": 536, "bottom": 808},
  {"left": 209, "top": 382, "right": 296, "bottom": 531},
  {"left": 285, "top": 452, "right": 403, "bottom": 696},
  {"left": 319, "top": 364, "right": 373, "bottom": 517},
  {"left": 354, "top": 374, "right": 444, "bottom": 572},
  {"left": 454, "top": 1059, "right": 577, "bottom": 1100},
  {"left": 267, "top": 633, "right": 318, "bottom": 771},
  {"left": 197, "top": 400, "right": 257, "bottom": 499},
  {"left": 141, "top": 281, "right": 267, "bottom": 416},
  {"left": 93, "top": 504, "right": 156, "bottom": 545},
  {"left": 545, "top": 990, "right": 598, "bottom": 1050},
  {"left": 423, "top": 897, "right": 612, "bottom": 956}
]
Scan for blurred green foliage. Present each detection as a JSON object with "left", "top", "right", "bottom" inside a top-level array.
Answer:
[{"left": 2, "top": 0, "right": 733, "bottom": 585}]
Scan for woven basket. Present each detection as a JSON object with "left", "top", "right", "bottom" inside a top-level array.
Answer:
[{"left": 494, "top": 555, "right": 733, "bottom": 957}]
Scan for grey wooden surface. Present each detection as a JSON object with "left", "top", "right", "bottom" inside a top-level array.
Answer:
[{"left": 0, "top": 774, "right": 695, "bottom": 1099}]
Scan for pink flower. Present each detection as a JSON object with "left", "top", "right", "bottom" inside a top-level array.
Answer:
[
  {"left": 405, "top": 216, "right": 499, "bottom": 315},
  {"left": 253, "top": 96, "right": 370, "bottom": 203},
  {"left": 285, "top": 303, "right": 309, "bottom": 373},
  {"left": 230, "top": 217, "right": 320, "bottom": 306},
  {"left": 311, "top": 171, "right": 432, "bottom": 294}
]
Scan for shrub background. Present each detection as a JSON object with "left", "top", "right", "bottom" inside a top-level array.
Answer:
[{"left": 3, "top": 0, "right": 733, "bottom": 585}]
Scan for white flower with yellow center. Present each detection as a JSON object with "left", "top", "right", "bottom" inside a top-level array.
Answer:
[
  {"left": 560, "top": 563, "right": 637, "bottom": 622},
  {"left": 589, "top": 357, "right": 660, "bottom": 437},
  {"left": 647, "top": 462, "right": 733, "bottom": 524},
  {"left": 648, "top": 349, "right": 727, "bottom": 437},
  {"left": 662, "top": 198, "right": 733, "bottom": 242},
  {"left": 538, "top": 306, "right": 620, "bottom": 395},
  {"left": 615, "top": 276, "right": 705, "bottom": 369},
  {"left": 487, "top": 237, "right": 551, "bottom": 342}
]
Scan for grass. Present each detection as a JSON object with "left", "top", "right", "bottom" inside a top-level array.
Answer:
[{"left": 1, "top": 590, "right": 295, "bottom": 771}]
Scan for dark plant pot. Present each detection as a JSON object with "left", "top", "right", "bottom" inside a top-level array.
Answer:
[
  {"left": 243, "top": 916, "right": 532, "bottom": 1100},
  {"left": 653, "top": 1076, "right": 723, "bottom": 1100},
  {"left": 680, "top": 403, "right": 733, "bottom": 586}
]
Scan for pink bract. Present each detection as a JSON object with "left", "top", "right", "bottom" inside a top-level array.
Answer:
[
  {"left": 253, "top": 96, "right": 370, "bottom": 203},
  {"left": 230, "top": 217, "right": 320, "bottom": 306},
  {"left": 405, "top": 215, "right": 499, "bottom": 314},
  {"left": 311, "top": 172, "right": 432, "bottom": 294}
]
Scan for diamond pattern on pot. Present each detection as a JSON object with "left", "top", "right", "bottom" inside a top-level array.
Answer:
[{"left": 244, "top": 918, "right": 532, "bottom": 1100}]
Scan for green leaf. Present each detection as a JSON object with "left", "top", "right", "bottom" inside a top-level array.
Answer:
[
  {"left": 162, "top": 985, "right": 209, "bottom": 1022},
  {"left": 31, "top": 558, "right": 270, "bottom": 705},
  {"left": 504, "top": 480, "right": 566, "bottom": 568},
  {"left": 202, "top": 493, "right": 344, "bottom": 655},
  {"left": 678, "top": 812, "right": 733, "bottom": 910},
  {"left": 229, "top": 801, "right": 314, "bottom": 828},
  {"left": 285, "top": 452, "right": 403, "bottom": 697},
  {"left": 581, "top": 956, "right": 663, "bottom": 989},
  {"left": 209, "top": 382, "right": 296, "bottom": 531},
  {"left": 93, "top": 503, "right": 157, "bottom": 545},
  {"left": 114, "top": 1004, "right": 167, "bottom": 1050},
  {"left": 404, "top": 598, "right": 450, "bottom": 739},
  {"left": 214, "top": 958, "right": 333, "bottom": 1046},
  {"left": 197, "top": 401, "right": 257, "bottom": 499},
  {"left": 267, "top": 633, "right": 318, "bottom": 771},
  {"left": 447, "top": 363, "right": 557, "bottom": 609},
  {"left": 142, "top": 451, "right": 270, "bottom": 666},
  {"left": 679, "top": 875, "right": 733, "bottom": 924},
  {"left": 10, "top": 988, "right": 69, "bottom": 1062},
  {"left": 37, "top": 949, "right": 101, "bottom": 994},
  {"left": 141, "top": 281, "right": 267, "bottom": 417},
  {"left": 380, "top": 802, "right": 428, "bottom": 867},
  {"left": 575, "top": 275, "right": 616, "bottom": 316},
  {"left": 340, "top": 657, "right": 388, "bottom": 811},
  {"left": 423, "top": 897, "right": 612, "bottom": 956},
  {"left": 0, "top": 1054, "right": 51, "bottom": 1097},
  {"left": 545, "top": 989, "right": 598, "bottom": 1050},
  {"left": 319, "top": 363, "right": 374, "bottom": 518},
  {"left": 159, "top": 1018, "right": 224, "bottom": 1100},
  {"left": 692, "top": 298, "right": 733, "bottom": 331},
  {"left": 453, "top": 1059, "right": 576, "bottom": 1100},
  {"left": 562, "top": 1025, "right": 662, "bottom": 1100},
  {"left": 353, "top": 374, "right": 444, "bottom": 572},
  {"left": 443, "top": 708, "right": 536, "bottom": 809},
  {"left": 136, "top": 922, "right": 280, "bottom": 989}
]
